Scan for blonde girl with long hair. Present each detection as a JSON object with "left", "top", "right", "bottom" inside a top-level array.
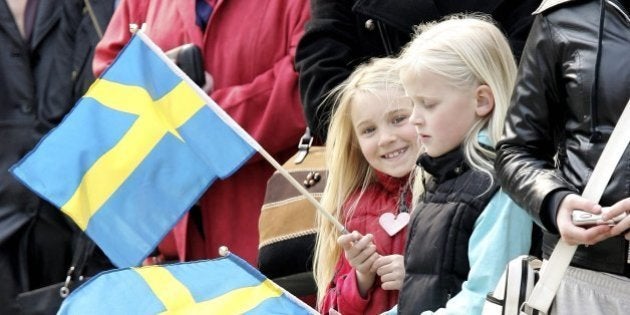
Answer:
[
  {"left": 390, "top": 15, "right": 534, "bottom": 314},
  {"left": 314, "top": 57, "right": 419, "bottom": 314}
]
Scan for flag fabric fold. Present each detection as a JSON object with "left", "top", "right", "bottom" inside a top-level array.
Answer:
[
  {"left": 57, "top": 253, "right": 318, "bottom": 314},
  {"left": 10, "top": 32, "right": 257, "bottom": 267}
]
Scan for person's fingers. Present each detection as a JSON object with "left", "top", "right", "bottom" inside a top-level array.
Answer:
[
  {"left": 338, "top": 231, "right": 365, "bottom": 249},
  {"left": 377, "top": 255, "right": 404, "bottom": 274},
  {"left": 378, "top": 264, "right": 403, "bottom": 278},
  {"left": 355, "top": 251, "right": 379, "bottom": 274},
  {"left": 348, "top": 234, "right": 374, "bottom": 258},
  {"left": 337, "top": 233, "right": 357, "bottom": 250},
  {"left": 358, "top": 252, "right": 380, "bottom": 271},
  {"left": 562, "top": 194, "right": 602, "bottom": 214},
  {"left": 353, "top": 233, "right": 374, "bottom": 249},
  {"left": 381, "top": 280, "right": 402, "bottom": 291},
  {"left": 352, "top": 243, "right": 377, "bottom": 264},
  {"left": 379, "top": 269, "right": 396, "bottom": 282},
  {"left": 371, "top": 256, "right": 389, "bottom": 272},
  {"left": 609, "top": 216, "right": 630, "bottom": 236},
  {"left": 582, "top": 225, "right": 613, "bottom": 245},
  {"left": 563, "top": 224, "right": 610, "bottom": 246},
  {"left": 557, "top": 198, "right": 611, "bottom": 245},
  {"left": 375, "top": 262, "right": 390, "bottom": 276},
  {"left": 380, "top": 277, "right": 403, "bottom": 290},
  {"left": 379, "top": 267, "right": 404, "bottom": 291},
  {"left": 602, "top": 197, "right": 630, "bottom": 221}
]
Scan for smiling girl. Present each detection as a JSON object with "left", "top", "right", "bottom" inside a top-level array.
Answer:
[{"left": 314, "top": 57, "right": 419, "bottom": 315}]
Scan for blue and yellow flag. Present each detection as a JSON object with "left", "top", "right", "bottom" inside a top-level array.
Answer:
[
  {"left": 10, "top": 32, "right": 258, "bottom": 267},
  {"left": 57, "top": 253, "right": 318, "bottom": 314}
]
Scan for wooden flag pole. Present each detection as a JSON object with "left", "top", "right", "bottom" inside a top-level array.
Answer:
[{"left": 255, "top": 148, "right": 348, "bottom": 234}]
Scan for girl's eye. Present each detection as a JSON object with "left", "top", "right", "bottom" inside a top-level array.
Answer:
[
  {"left": 423, "top": 103, "right": 436, "bottom": 109},
  {"left": 357, "top": 125, "right": 376, "bottom": 135},
  {"left": 392, "top": 115, "right": 409, "bottom": 124},
  {"left": 362, "top": 127, "right": 376, "bottom": 135},
  {"left": 411, "top": 99, "right": 436, "bottom": 110}
]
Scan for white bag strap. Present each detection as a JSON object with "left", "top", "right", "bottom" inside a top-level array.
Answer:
[{"left": 523, "top": 98, "right": 630, "bottom": 313}]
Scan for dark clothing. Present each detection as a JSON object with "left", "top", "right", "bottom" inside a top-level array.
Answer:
[
  {"left": 63, "top": 0, "right": 115, "bottom": 100},
  {"left": 496, "top": 0, "right": 630, "bottom": 276},
  {"left": 398, "top": 149, "right": 498, "bottom": 313},
  {"left": 62, "top": 0, "right": 116, "bottom": 277},
  {"left": 295, "top": 0, "right": 540, "bottom": 142},
  {"left": 0, "top": 1, "right": 113, "bottom": 312},
  {"left": 1, "top": 0, "right": 73, "bottom": 311}
]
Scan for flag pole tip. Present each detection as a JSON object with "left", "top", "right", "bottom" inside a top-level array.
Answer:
[
  {"left": 129, "top": 23, "right": 147, "bottom": 34},
  {"left": 129, "top": 23, "right": 139, "bottom": 33},
  {"left": 218, "top": 246, "right": 230, "bottom": 256}
]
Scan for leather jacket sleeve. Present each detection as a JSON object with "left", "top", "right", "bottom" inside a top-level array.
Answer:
[{"left": 495, "top": 14, "right": 578, "bottom": 232}]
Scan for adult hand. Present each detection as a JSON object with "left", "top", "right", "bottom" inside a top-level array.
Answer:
[
  {"left": 557, "top": 194, "right": 610, "bottom": 245},
  {"left": 372, "top": 254, "right": 404, "bottom": 290},
  {"left": 603, "top": 197, "right": 630, "bottom": 240}
]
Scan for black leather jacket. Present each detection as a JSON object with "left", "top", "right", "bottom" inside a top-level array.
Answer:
[
  {"left": 496, "top": 0, "right": 630, "bottom": 275},
  {"left": 295, "top": 0, "right": 540, "bottom": 141}
]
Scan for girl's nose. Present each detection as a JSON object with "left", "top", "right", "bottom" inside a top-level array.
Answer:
[
  {"left": 410, "top": 107, "right": 424, "bottom": 126},
  {"left": 378, "top": 130, "right": 397, "bottom": 146}
]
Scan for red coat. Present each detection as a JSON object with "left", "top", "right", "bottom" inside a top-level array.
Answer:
[
  {"left": 321, "top": 173, "right": 409, "bottom": 315},
  {"left": 93, "top": 0, "right": 309, "bottom": 265}
]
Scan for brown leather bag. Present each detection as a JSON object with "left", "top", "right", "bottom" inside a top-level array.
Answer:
[{"left": 257, "top": 129, "right": 326, "bottom": 286}]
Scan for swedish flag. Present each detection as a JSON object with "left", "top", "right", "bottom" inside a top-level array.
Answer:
[
  {"left": 11, "top": 32, "right": 257, "bottom": 267},
  {"left": 57, "top": 253, "right": 317, "bottom": 314}
]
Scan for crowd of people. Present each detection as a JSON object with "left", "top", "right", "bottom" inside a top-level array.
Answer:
[{"left": 1, "top": 0, "right": 630, "bottom": 314}]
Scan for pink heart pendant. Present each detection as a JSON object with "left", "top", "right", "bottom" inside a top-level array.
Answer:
[{"left": 379, "top": 212, "right": 410, "bottom": 236}]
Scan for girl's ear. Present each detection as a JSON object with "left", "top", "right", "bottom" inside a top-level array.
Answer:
[{"left": 475, "top": 84, "right": 494, "bottom": 117}]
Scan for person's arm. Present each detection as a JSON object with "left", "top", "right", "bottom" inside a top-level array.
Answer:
[
  {"left": 338, "top": 231, "right": 379, "bottom": 296},
  {"left": 421, "top": 190, "right": 533, "bottom": 315},
  {"left": 94, "top": 0, "right": 309, "bottom": 159},
  {"left": 495, "top": 14, "right": 575, "bottom": 232},
  {"left": 207, "top": 2, "right": 310, "bottom": 156},
  {"left": 294, "top": 0, "right": 360, "bottom": 141},
  {"left": 320, "top": 252, "right": 377, "bottom": 315}
]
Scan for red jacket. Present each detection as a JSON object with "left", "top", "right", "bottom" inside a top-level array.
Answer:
[
  {"left": 321, "top": 173, "right": 409, "bottom": 315},
  {"left": 93, "top": 0, "right": 309, "bottom": 264}
]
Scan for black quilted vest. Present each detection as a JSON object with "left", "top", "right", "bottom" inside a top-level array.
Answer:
[{"left": 398, "top": 148, "right": 499, "bottom": 314}]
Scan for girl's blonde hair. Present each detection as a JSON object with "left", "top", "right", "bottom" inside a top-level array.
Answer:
[
  {"left": 314, "top": 57, "right": 407, "bottom": 307},
  {"left": 398, "top": 15, "right": 517, "bottom": 201}
]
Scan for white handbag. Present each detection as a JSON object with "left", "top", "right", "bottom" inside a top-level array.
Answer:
[{"left": 483, "top": 255, "right": 541, "bottom": 315}]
